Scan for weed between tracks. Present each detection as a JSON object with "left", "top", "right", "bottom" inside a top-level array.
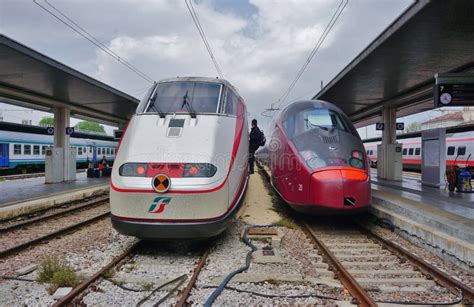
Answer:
[{"left": 37, "top": 256, "right": 79, "bottom": 293}]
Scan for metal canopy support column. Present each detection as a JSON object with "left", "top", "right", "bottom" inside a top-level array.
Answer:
[
  {"left": 45, "top": 107, "right": 76, "bottom": 183},
  {"left": 377, "top": 107, "right": 403, "bottom": 181}
]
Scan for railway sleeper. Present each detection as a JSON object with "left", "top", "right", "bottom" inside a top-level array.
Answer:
[{"left": 357, "top": 277, "right": 436, "bottom": 289}]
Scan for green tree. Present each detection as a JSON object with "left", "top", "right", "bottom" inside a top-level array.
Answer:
[
  {"left": 74, "top": 121, "right": 106, "bottom": 134},
  {"left": 404, "top": 122, "right": 420, "bottom": 133},
  {"left": 39, "top": 116, "right": 54, "bottom": 127}
]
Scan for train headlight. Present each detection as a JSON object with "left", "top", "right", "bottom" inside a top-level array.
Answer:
[
  {"left": 349, "top": 150, "right": 365, "bottom": 169},
  {"left": 119, "top": 163, "right": 148, "bottom": 177},
  {"left": 183, "top": 163, "right": 217, "bottom": 177}
]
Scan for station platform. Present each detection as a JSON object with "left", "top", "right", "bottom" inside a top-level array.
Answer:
[
  {"left": 0, "top": 173, "right": 109, "bottom": 220},
  {"left": 369, "top": 169, "right": 474, "bottom": 269}
]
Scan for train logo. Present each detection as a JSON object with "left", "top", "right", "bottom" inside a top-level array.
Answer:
[
  {"left": 148, "top": 197, "right": 172, "bottom": 214},
  {"left": 152, "top": 173, "right": 171, "bottom": 193}
]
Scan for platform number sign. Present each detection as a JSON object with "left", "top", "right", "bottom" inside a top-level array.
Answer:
[
  {"left": 375, "top": 123, "right": 385, "bottom": 131},
  {"left": 396, "top": 122, "right": 405, "bottom": 131},
  {"left": 66, "top": 127, "right": 74, "bottom": 135},
  {"left": 46, "top": 127, "right": 54, "bottom": 135}
]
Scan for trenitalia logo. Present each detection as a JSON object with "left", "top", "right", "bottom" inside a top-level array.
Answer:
[{"left": 148, "top": 197, "right": 171, "bottom": 214}]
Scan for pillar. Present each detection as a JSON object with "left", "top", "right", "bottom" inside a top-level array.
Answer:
[{"left": 377, "top": 107, "right": 403, "bottom": 181}]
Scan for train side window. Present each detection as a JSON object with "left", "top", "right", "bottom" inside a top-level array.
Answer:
[
  {"left": 78, "top": 147, "right": 83, "bottom": 155},
  {"left": 89, "top": 147, "right": 92, "bottom": 153},
  {"left": 408, "top": 148, "right": 414, "bottom": 155},
  {"left": 24, "top": 145, "right": 31, "bottom": 155},
  {"left": 458, "top": 146, "right": 466, "bottom": 156},
  {"left": 33, "top": 145, "right": 40, "bottom": 155},
  {"left": 225, "top": 91, "right": 238, "bottom": 116},
  {"left": 106, "top": 148, "right": 110, "bottom": 155},
  {"left": 41, "top": 146, "right": 46, "bottom": 155},
  {"left": 402, "top": 148, "right": 407, "bottom": 155},
  {"left": 447, "top": 146, "right": 455, "bottom": 155},
  {"left": 415, "top": 148, "right": 420, "bottom": 155},
  {"left": 14, "top": 144, "right": 21, "bottom": 155}
]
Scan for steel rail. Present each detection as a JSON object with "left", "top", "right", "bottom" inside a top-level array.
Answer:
[
  {"left": 358, "top": 223, "right": 474, "bottom": 305},
  {"left": 53, "top": 242, "right": 139, "bottom": 307},
  {"left": 176, "top": 247, "right": 211, "bottom": 307},
  {"left": 0, "top": 195, "right": 109, "bottom": 233},
  {"left": 302, "top": 222, "right": 377, "bottom": 307},
  {"left": 0, "top": 210, "right": 110, "bottom": 259}
]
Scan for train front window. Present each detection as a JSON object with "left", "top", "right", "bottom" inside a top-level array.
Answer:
[
  {"left": 144, "top": 82, "right": 221, "bottom": 114},
  {"left": 304, "top": 109, "right": 348, "bottom": 132},
  {"left": 458, "top": 146, "right": 466, "bottom": 156}
]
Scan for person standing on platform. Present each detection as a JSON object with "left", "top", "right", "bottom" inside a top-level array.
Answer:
[{"left": 249, "top": 119, "right": 265, "bottom": 174}]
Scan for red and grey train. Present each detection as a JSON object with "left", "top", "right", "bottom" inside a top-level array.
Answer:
[
  {"left": 110, "top": 77, "right": 248, "bottom": 239},
  {"left": 256, "top": 100, "right": 371, "bottom": 214}
]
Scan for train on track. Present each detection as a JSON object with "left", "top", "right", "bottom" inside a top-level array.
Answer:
[
  {"left": 364, "top": 131, "right": 474, "bottom": 170},
  {"left": 110, "top": 77, "right": 249, "bottom": 239},
  {"left": 0, "top": 122, "right": 117, "bottom": 172},
  {"left": 256, "top": 100, "right": 371, "bottom": 214}
]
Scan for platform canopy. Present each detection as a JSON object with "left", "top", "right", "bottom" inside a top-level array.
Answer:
[
  {"left": 0, "top": 34, "right": 141, "bottom": 126},
  {"left": 313, "top": 0, "right": 474, "bottom": 127}
]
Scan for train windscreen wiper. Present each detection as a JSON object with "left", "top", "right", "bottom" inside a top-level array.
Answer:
[
  {"left": 148, "top": 92, "right": 165, "bottom": 118},
  {"left": 181, "top": 90, "right": 197, "bottom": 118}
]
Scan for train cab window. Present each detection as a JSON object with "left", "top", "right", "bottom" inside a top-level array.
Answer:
[
  {"left": 144, "top": 81, "right": 222, "bottom": 114},
  {"left": 78, "top": 147, "right": 83, "bottom": 155},
  {"left": 33, "top": 145, "right": 40, "bottom": 155},
  {"left": 415, "top": 148, "right": 420, "bottom": 155},
  {"left": 447, "top": 146, "right": 455, "bottom": 155},
  {"left": 402, "top": 148, "right": 407, "bottom": 156},
  {"left": 14, "top": 144, "right": 21, "bottom": 155},
  {"left": 458, "top": 146, "right": 466, "bottom": 156},
  {"left": 24, "top": 145, "right": 31, "bottom": 155},
  {"left": 225, "top": 91, "right": 238, "bottom": 115},
  {"left": 41, "top": 146, "right": 46, "bottom": 155},
  {"left": 408, "top": 148, "right": 414, "bottom": 155}
]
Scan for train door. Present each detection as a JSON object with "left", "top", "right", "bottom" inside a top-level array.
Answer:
[{"left": 0, "top": 143, "right": 9, "bottom": 168}]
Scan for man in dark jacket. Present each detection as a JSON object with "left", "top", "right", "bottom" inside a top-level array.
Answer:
[{"left": 249, "top": 119, "right": 263, "bottom": 174}]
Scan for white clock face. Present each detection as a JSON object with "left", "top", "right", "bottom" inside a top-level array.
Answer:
[{"left": 440, "top": 92, "right": 452, "bottom": 105}]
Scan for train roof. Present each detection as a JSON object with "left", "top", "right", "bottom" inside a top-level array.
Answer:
[
  {"left": 0, "top": 121, "right": 115, "bottom": 141},
  {"left": 279, "top": 100, "right": 347, "bottom": 120},
  {"left": 156, "top": 76, "right": 242, "bottom": 98}
]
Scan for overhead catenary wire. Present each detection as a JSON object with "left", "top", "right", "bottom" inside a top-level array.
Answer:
[
  {"left": 33, "top": 0, "right": 154, "bottom": 84},
  {"left": 185, "top": 0, "right": 224, "bottom": 79},
  {"left": 270, "top": 0, "right": 348, "bottom": 112}
]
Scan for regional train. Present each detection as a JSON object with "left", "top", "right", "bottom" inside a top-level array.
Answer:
[
  {"left": 364, "top": 131, "right": 474, "bottom": 170},
  {"left": 110, "top": 77, "right": 249, "bottom": 239},
  {"left": 256, "top": 100, "right": 371, "bottom": 214},
  {"left": 0, "top": 122, "right": 117, "bottom": 172}
]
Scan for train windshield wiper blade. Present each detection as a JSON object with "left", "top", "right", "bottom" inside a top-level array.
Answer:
[
  {"left": 181, "top": 90, "right": 197, "bottom": 118},
  {"left": 148, "top": 92, "right": 165, "bottom": 118}
]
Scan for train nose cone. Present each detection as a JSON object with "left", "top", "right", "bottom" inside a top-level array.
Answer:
[{"left": 310, "top": 168, "right": 371, "bottom": 210}]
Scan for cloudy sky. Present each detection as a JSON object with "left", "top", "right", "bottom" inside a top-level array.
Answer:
[{"left": 0, "top": 0, "right": 440, "bottom": 136}]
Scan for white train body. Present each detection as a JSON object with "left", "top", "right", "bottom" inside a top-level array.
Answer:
[
  {"left": 110, "top": 77, "right": 249, "bottom": 239},
  {"left": 364, "top": 131, "right": 474, "bottom": 170}
]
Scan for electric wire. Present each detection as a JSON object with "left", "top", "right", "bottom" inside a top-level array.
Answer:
[
  {"left": 266, "top": 0, "right": 348, "bottom": 116},
  {"left": 33, "top": 0, "right": 154, "bottom": 84},
  {"left": 185, "top": 0, "right": 224, "bottom": 78}
]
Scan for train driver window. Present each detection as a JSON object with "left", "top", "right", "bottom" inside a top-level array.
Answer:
[
  {"left": 408, "top": 148, "right": 414, "bottom": 155},
  {"left": 415, "top": 148, "right": 420, "bottom": 155},
  {"left": 144, "top": 82, "right": 221, "bottom": 114},
  {"left": 14, "top": 144, "right": 21, "bottom": 155},
  {"left": 402, "top": 148, "right": 407, "bottom": 155},
  {"left": 458, "top": 146, "right": 466, "bottom": 156},
  {"left": 447, "top": 146, "right": 455, "bottom": 155}
]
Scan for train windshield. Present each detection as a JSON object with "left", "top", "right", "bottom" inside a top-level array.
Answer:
[
  {"left": 144, "top": 82, "right": 221, "bottom": 114},
  {"left": 305, "top": 109, "right": 348, "bottom": 132}
]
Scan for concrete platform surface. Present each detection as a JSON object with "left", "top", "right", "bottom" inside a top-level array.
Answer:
[
  {"left": 0, "top": 172, "right": 108, "bottom": 207},
  {"left": 369, "top": 170, "right": 474, "bottom": 267}
]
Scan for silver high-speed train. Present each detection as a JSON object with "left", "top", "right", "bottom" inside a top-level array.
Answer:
[{"left": 110, "top": 77, "right": 249, "bottom": 239}]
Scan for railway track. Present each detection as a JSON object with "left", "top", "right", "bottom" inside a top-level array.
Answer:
[
  {"left": 52, "top": 241, "right": 211, "bottom": 306},
  {"left": 0, "top": 169, "right": 86, "bottom": 181},
  {"left": 257, "top": 164, "right": 474, "bottom": 305},
  {"left": 0, "top": 196, "right": 110, "bottom": 259}
]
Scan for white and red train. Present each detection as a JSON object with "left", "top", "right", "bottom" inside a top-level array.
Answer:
[
  {"left": 364, "top": 132, "right": 474, "bottom": 170},
  {"left": 110, "top": 77, "right": 248, "bottom": 239}
]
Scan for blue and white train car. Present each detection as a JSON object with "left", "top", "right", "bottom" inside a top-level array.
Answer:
[{"left": 0, "top": 124, "right": 117, "bottom": 170}]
